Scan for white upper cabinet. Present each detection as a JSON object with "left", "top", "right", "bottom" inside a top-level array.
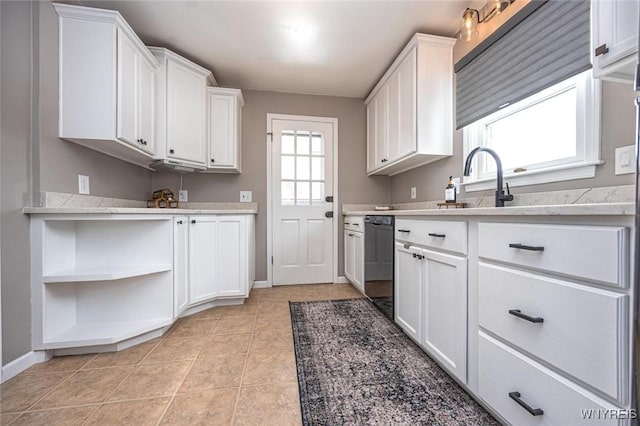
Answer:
[
  {"left": 591, "top": 0, "right": 640, "bottom": 82},
  {"left": 54, "top": 3, "right": 159, "bottom": 168},
  {"left": 365, "top": 33, "right": 455, "bottom": 176},
  {"left": 150, "top": 47, "right": 216, "bottom": 168},
  {"left": 206, "top": 87, "right": 244, "bottom": 173}
]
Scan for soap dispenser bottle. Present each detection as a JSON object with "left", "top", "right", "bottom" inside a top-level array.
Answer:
[{"left": 445, "top": 176, "right": 456, "bottom": 203}]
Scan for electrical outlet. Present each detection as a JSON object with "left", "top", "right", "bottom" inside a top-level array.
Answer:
[
  {"left": 615, "top": 145, "right": 635, "bottom": 175},
  {"left": 452, "top": 177, "right": 461, "bottom": 195},
  {"left": 410, "top": 187, "right": 417, "bottom": 199},
  {"left": 178, "top": 190, "right": 188, "bottom": 202},
  {"left": 240, "top": 191, "right": 252, "bottom": 202},
  {"left": 78, "top": 175, "right": 90, "bottom": 195}
]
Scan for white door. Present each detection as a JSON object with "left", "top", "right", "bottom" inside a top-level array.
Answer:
[
  {"left": 188, "top": 216, "right": 217, "bottom": 304},
  {"left": 271, "top": 117, "right": 334, "bottom": 285},
  {"left": 173, "top": 216, "right": 189, "bottom": 317},
  {"left": 394, "top": 242, "right": 422, "bottom": 341},
  {"left": 216, "top": 215, "right": 248, "bottom": 297},
  {"left": 421, "top": 248, "right": 467, "bottom": 382},
  {"left": 116, "top": 29, "right": 138, "bottom": 146}
]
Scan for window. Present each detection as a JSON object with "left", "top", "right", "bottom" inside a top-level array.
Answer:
[
  {"left": 281, "top": 130, "right": 325, "bottom": 206},
  {"left": 462, "top": 70, "right": 601, "bottom": 192}
]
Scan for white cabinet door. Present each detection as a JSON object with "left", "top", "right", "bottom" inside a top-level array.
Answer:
[
  {"left": 208, "top": 94, "right": 235, "bottom": 167},
  {"left": 592, "top": 0, "right": 639, "bottom": 80},
  {"left": 387, "top": 70, "right": 400, "bottom": 162},
  {"left": 188, "top": 217, "right": 217, "bottom": 304},
  {"left": 166, "top": 61, "right": 207, "bottom": 164},
  {"left": 394, "top": 242, "right": 422, "bottom": 342},
  {"left": 374, "top": 87, "right": 388, "bottom": 168},
  {"left": 173, "top": 216, "right": 189, "bottom": 317},
  {"left": 422, "top": 248, "right": 467, "bottom": 382},
  {"left": 366, "top": 102, "right": 377, "bottom": 173},
  {"left": 116, "top": 29, "right": 138, "bottom": 146},
  {"left": 216, "top": 216, "right": 248, "bottom": 298},
  {"left": 396, "top": 48, "right": 417, "bottom": 160},
  {"left": 344, "top": 231, "right": 354, "bottom": 282},
  {"left": 352, "top": 231, "right": 365, "bottom": 291},
  {"left": 138, "top": 56, "right": 155, "bottom": 155}
]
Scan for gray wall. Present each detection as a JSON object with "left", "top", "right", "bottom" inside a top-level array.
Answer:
[
  {"left": 389, "top": 81, "right": 637, "bottom": 203},
  {"left": 37, "top": 1, "right": 152, "bottom": 200},
  {"left": 1, "top": 1, "right": 34, "bottom": 365},
  {"left": 153, "top": 89, "right": 390, "bottom": 281}
]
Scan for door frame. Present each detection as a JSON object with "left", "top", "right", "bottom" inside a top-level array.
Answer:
[{"left": 266, "top": 113, "right": 339, "bottom": 287}]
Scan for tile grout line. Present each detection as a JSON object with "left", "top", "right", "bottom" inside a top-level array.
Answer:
[
  {"left": 154, "top": 315, "right": 219, "bottom": 425},
  {"left": 230, "top": 304, "right": 261, "bottom": 424}
]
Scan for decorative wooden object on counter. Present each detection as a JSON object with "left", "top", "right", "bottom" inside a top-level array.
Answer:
[
  {"left": 147, "top": 188, "right": 178, "bottom": 208},
  {"left": 437, "top": 202, "right": 467, "bottom": 209}
]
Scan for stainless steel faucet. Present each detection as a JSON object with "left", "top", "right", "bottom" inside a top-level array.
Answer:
[{"left": 463, "top": 147, "right": 514, "bottom": 207}]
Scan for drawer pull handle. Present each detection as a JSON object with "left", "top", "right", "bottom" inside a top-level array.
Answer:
[
  {"left": 397, "top": 229, "right": 411, "bottom": 233},
  {"left": 509, "top": 392, "right": 544, "bottom": 416},
  {"left": 509, "top": 309, "right": 544, "bottom": 323},
  {"left": 352, "top": 223, "right": 359, "bottom": 226},
  {"left": 509, "top": 243, "right": 544, "bottom": 252},
  {"left": 428, "top": 233, "right": 446, "bottom": 238}
]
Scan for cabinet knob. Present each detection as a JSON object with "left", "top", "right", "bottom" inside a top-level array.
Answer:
[
  {"left": 211, "top": 158, "right": 215, "bottom": 163},
  {"left": 594, "top": 43, "right": 609, "bottom": 57},
  {"left": 169, "top": 149, "right": 175, "bottom": 154},
  {"left": 191, "top": 219, "right": 196, "bottom": 224},
  {"left": 143, "top": 140, "right": 148, "bottom": 146},
  {"left": 177, "top": 220, "right": 183, "bottom": 224}
]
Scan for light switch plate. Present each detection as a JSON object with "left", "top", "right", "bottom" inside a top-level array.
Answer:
[
  {"left": 615, "top": 145, "right": 635, "bottom": 175},
  {"left": 410, "top": 187, "right": 417, "bottom": 199},
  {"left": 179, "top": 190, "right": 188, "bottom": 202},
  {"left": 240, "top": 191, "right": 252, "bottom": 202},
  {"left": 78, "top": 175, "right": 90, "bottom": 195}
]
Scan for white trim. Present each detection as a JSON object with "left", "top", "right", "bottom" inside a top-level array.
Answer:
[
  {"left": 1, "top": 350, "right": 52, "bottom": 383},
  {"left": 266, "top": 114, "right": 339, "bottom": 286},
  {"left": 335, "top": 276, "right": 350, "bottom": 284},
  {"left": 463, "top": 161, "right": 602, "bottom": 192},
  {"left": 252, "top": 280, "right": 270, "bottom": 289},
  {"left": 462, "top": 71, "right": 602, "bottom": 190}
]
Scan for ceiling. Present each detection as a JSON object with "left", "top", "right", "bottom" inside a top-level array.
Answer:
[{"left": 76, "top": 1, "right": 478, "bottom": 98}]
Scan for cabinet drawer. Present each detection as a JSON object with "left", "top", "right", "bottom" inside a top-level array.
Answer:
[
  {"left": 478, "top": 223, "right": 627, "bottom": 287},
  {"left": 344, "top": 216, "right": 364, "bottom": 232},
  {"left": 479, "top": 263, "right": 628, "bottom": 402},
  {"left": 396, "top": 219, "right": 467, "bottom": 255},
  {"left": 479, "top": 332, "right": 625, "bottom": 426}
]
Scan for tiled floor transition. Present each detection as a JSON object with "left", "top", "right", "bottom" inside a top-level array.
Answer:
[{"left": 0, "top": 283, "right": 364, "bottom": 425}]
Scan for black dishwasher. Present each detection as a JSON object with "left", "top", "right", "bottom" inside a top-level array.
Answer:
[{"left": 364, "top": 215, "right": 394, "bottom": 320}]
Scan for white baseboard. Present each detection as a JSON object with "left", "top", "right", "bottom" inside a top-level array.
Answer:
[
  {"left": 2, "top": 350, "right": 51, "bottom": 383},
  {"left": 252, "top": 280, "right": 270, "bottom": 289},
  {"left": 335, "top": 276, "right": 350, "bottom": 284}
]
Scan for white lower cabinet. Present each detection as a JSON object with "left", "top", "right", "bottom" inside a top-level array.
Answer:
[
  {"left": 186, "top": 215, "right": 252, "bottom": 307},
  {"left": 344, "top": 230, "right": 364, "bottom": 292},
  {"left": 394, "top": 242, "right": 422, "bottom": 342},
  {"left": 173, "top": 216, "right": 189, "bottom": 317}
]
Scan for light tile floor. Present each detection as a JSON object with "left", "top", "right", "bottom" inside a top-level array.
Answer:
[{"left": 1, "top": 283, "right": 363, "bottom": 425}]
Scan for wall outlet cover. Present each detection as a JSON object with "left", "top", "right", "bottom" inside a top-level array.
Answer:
[
  {"left": 410, "top": 187, "right": 417, "bottom": 199},
  {"left": 78, "top": 175, "right": 90, "bottom": 195},
  {"left": 615, "top": 145, "right": 635, "bottom": 175},
  {"left": 178, "top": 190, "right": 188, "bottom": 202},
  {"left": 240, "top": 191, "right": 252, "bottom": 202}
]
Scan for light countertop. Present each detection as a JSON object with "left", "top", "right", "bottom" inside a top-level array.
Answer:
[{"left": 24, "top": 206, "right": 258, "bottom": 215}]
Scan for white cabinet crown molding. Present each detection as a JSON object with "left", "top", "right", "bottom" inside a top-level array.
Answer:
[
  {"left": 207, "top": 87, "right": 245, "bottom": 106},
  {"left": 148, "top": 46, "right": 217, "bottom": 86},
  {"left": 52, "top": 3, "right": 158, "bottom": 68}
]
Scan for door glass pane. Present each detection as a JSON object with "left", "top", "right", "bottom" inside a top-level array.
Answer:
[
  {"left": 311, "top": 182, "right": 324, "bottom": 205},
  {"left": 282, "top": 132, "right": 295, "bottom": 154},
  {"left": 281, "top": 181, "right": 294, "bottom": 205},
  {"left": 311, "top": 133, "right": 323, "bottom": 155},
  {"left": 296, "top": 182, "right": 310, "bottom": 206},
  {"left": 296, "top": 156, "right": 310, "bottom": 180},
  {"left": 311, "top": 157, "right": 324, "bottom": 180},
  {"left": 281, "top": 156, "right": 295, "bottom": 180},
  {"left": 297, "top": 131, "right": 310, "bottom": 154}
]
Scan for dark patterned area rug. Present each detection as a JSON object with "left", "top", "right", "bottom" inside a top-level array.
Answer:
[{"left": 290, "top": 298, "right": 499, "bottom": 425}]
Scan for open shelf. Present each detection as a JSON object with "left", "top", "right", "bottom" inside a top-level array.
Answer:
[
  {"left": 42, "top": 318, "right": 172, "bottom": 349},
  {"left": 43, "top": 264, "right": 172, "bottom": 283}
]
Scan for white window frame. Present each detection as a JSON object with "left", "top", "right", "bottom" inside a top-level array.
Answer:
[{"left": 462, "top": 70, "right": 602, "bottom": 192}]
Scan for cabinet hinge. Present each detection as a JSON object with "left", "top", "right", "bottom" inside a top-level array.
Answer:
[
  {"left": 271, "top": 256, "right": 274, "bottom": 265},
  {"left": 267, "top": 132, "right": 273, "bottom": 142}
]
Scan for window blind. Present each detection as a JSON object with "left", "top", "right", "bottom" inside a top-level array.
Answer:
[{"left": 455, "top": 0, "right": 591, "bottom": 129}]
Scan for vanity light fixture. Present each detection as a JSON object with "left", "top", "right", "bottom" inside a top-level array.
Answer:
[{"left": 459, "top": 0, "right": 513, "bottom": 42}]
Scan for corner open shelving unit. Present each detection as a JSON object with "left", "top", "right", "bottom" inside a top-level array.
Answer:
[{"left": 30, "top": 215, "right": 174, "bottom": 350}]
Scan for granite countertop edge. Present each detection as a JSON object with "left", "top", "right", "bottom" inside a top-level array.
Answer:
[
  {"left": 342, "top": 202, "right": 635, "bottom": 217},
  {"left": 23, "top": 207, "right": 258, "bottom": 215}
]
